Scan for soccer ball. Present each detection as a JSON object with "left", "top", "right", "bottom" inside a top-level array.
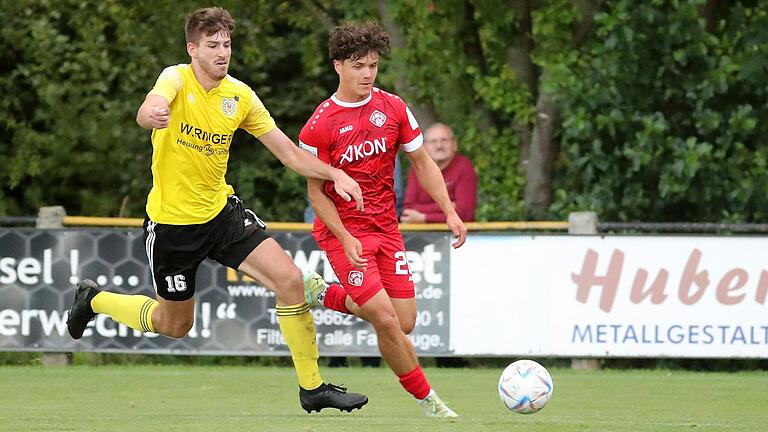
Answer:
[{"left": 498, "top": 359, "right": 553, "bottom": 414}]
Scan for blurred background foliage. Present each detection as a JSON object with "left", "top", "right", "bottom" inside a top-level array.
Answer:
[{"left": 1, "top": 0, "right": 767, "bottom": 222}]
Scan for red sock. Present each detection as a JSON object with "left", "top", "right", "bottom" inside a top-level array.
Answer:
[
  {"left": 397, "top": 366, "right": 431, "bottom": 400},
  {"left": 323, "top": 283, "right": 350, "bottom": 314}
]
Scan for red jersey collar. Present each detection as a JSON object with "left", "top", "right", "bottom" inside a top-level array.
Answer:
[{"left": 330, "top": 89, "right": 374, "bottom": 108}]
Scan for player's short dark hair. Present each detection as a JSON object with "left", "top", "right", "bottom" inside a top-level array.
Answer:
[
  {"left": 185, "top": 7, "right": 235, "bottom": 44},
  {"left": 328, "top": 20, "right": 390, "bottom": 62}
]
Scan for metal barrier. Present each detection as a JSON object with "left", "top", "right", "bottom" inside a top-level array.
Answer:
[
  {"left": 598, "top": 222, "right": 768, "bottom": 234},
  {"left": 37, "top": 214, "right": 768, "bottom": 234},
  {"left": 13, "top": 211, "right": 768, "bottom": 234},
  {"left": 61, "top": 215, "right": 569, "bottom": 232},
  {"left": 0, "top": 216, "right": 37, "bottom": 227}
]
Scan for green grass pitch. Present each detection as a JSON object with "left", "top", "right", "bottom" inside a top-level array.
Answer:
[{"left": 0, "top": 365, "right": 765, "bottom": 431}]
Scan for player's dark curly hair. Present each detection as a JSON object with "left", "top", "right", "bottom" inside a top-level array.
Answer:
[
  {"left": 328, "top": 21, "right": 391, "bottom": 62},
  {"left": 185, "top": 7, "right": 235, "bottom": 44}
]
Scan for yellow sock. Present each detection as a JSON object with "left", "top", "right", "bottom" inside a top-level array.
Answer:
[
  {"left": 91, "top": 291, "right": 158, "bottom": 333},
  {"left": 276, "top": 302, "right": 323, "bottom": 390}
]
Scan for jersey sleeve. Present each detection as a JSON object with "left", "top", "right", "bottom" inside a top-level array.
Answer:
[
  {"left": 298, "top": 111, "right": 331, "bottom": 164},
  {"left": 241, "top": 90, "right": 277, "bottom": 138},
  {"left": 399, "top": 104, "right": 423, "bottom": 153},
  {"left": 148, "top": 66, "right": 182, "bottom": 104}
]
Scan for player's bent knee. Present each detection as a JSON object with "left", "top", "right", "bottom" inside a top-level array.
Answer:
[
  {"left": 369, "top": 311, "right": 401, "bottom": 335},
  {"left": 163, "top": 319, "right": 194, "bottom": 338},
  {"left": 274, "top": 266, "right": 303, "bottom": 296},
  {"left": 400, "top": 318, "right": 416, "bottom": 335}
]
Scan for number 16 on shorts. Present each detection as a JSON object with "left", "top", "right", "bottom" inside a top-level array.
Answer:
[{"left": 165, "top": 274, "right": 187, "bottom": 292}]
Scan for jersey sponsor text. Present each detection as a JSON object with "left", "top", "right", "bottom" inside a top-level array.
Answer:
[
  {"left": 339, "top": 137, "right": 387, "bottom": 165},
  {"left": 179, "top": 122, "right": 233, "bottom": 146}
]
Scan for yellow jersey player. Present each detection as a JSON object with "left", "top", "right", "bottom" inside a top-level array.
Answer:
[{"left": 66, "top": 6, "right": 367, "bottom": 413}]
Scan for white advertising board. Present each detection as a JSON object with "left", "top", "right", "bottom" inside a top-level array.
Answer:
[{"left": 450, "top": 235, "right": 768, "bottom": 358}]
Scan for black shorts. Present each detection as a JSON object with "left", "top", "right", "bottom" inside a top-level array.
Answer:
[{"left": 143, "top": 195, "right": 269, "bottom": 301}]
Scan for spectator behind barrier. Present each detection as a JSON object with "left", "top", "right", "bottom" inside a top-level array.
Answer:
[{"left": 401, "top": 123, "right": 477, "bottom": 223}]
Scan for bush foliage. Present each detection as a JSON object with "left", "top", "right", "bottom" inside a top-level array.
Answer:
[{"left": 1, "top": 1, "right": 767, "bottom": 222}]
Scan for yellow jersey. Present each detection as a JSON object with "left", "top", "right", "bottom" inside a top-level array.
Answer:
[{"left": 145, "top": 64, "right": 276, "bottom": 224}]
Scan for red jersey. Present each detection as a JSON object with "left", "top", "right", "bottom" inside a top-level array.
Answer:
[{"left": 299, "top": 88, "right": 422, "bottom": 242}]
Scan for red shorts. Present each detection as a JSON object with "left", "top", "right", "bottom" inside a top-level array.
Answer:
[{"left": 317, "top": 231, "right": 415, "bottom": 306}]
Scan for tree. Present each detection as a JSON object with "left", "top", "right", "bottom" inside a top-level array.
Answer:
[
  {"left": 3, "top": 1, "right": 768, "bottom": 224},
  {"left": 550, "top": 0, "right": 768, "bottom": 222}
]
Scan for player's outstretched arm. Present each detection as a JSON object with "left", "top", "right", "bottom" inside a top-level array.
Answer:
[
  {"left": 258, "top": 128, "right": 364, "bottom": 211},
  {"left": 406, "top": 147, "right": 468, "bottom": 248},
  {"left": 136, "top": 95, "right": 170, "bottom": 129},
  {"left": 308, "top": 178, "right": 367, "bottom": 269}
]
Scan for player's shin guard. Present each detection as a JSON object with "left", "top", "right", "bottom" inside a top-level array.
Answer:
[
  {"left": 276, "top": 302, "right": 323, "bottom": 390},
  {"left": 90, "top": 291, "right": 158, "bottom": 333}
]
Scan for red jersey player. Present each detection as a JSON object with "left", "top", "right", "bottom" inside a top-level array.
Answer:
[{"left": 298, "top": 21, "right": 467, "bottom": 418}]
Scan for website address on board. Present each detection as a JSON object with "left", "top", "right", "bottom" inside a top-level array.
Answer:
[{"left": 226, "top": 284, "right": 274, "bottom": 298}]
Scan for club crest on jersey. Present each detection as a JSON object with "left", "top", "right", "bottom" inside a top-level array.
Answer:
[
  {"left": 369, "top": 110, "right": 387, "bottom": 127},
  {"left": 222, "top": 96, "right": 238, "bottom": 117},
  {"left": 348, "top": 271, "right": 364, "bottom": 287}
]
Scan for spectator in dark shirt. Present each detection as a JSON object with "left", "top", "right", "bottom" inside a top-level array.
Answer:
[{"left": 401, "top": 123, "right": 477, "bottom": 223}]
